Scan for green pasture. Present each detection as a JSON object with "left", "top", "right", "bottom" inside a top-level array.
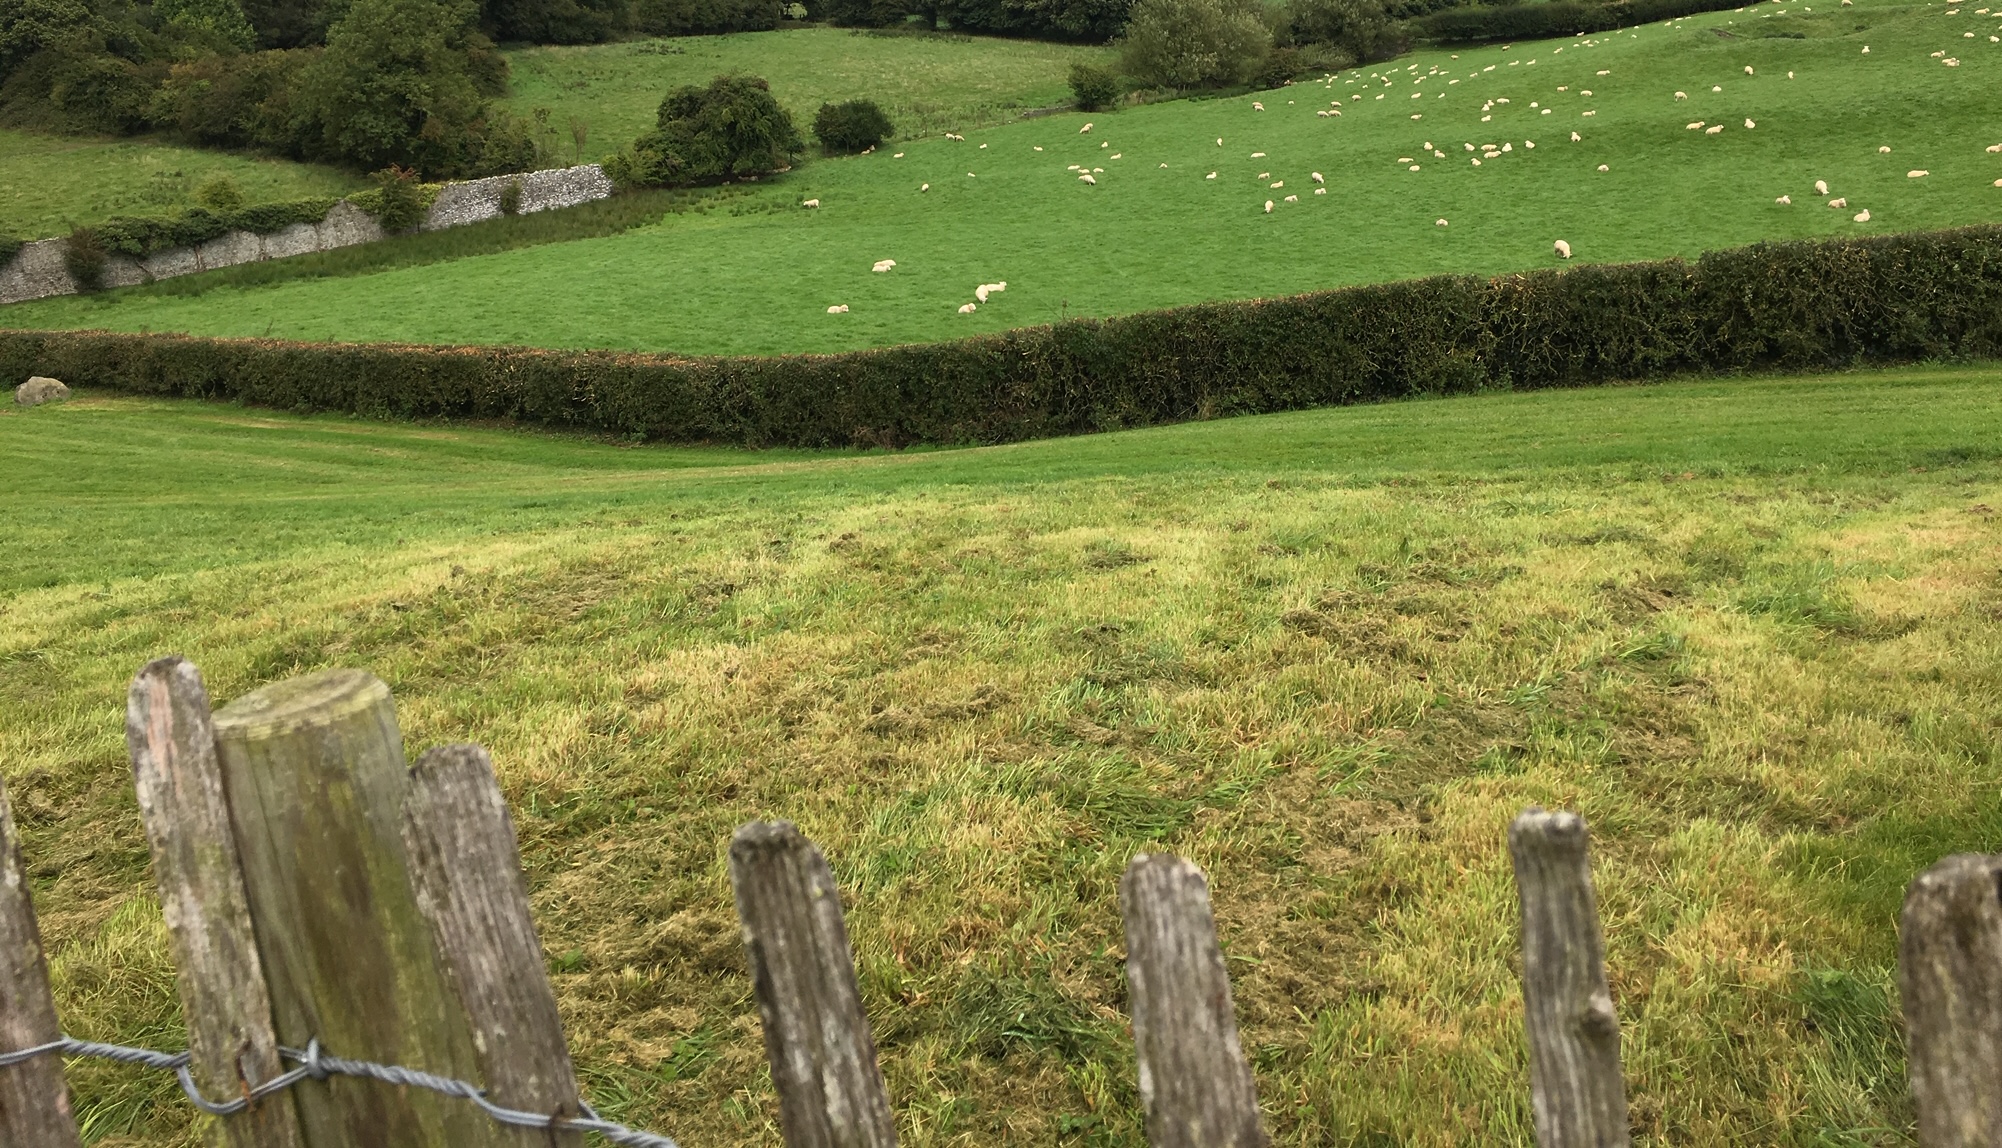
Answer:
[
  {"left": 7, "top": 0, "right": 1999, "bottom": 355},
  {"left": 8, "top": 365, "right": 2002, "bottom": 1145},
  {"left": 0, "top": 129, "right": 366, "bottom": 243}
]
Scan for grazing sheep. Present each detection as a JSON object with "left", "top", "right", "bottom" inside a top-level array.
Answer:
[
  {"left": 1828, "top": 196, "right": 1848, "bottom": 207},
  {"left": 1079, "top": 173, "right": 1097, "bottom": 184},
  {"left": 1555, "top": 239, "right": 1573, "bottom": 258},
  {"left": 1525, "top": 140, "right": 1536, "bottom": 148},
  {"left": 1436, "top": 218, "right": 1449, "bottom": 226},
  {"left": 1815, "top": 179, "right": 1829, "bottom": 194},
  {"left": 1908, "top": 169, "right": 1929, "bottom": 177},
  {"left": 1712, "top": 85, "right": 1722, "bottom": 91},
  {"left": 1081, "top": 123, "right": 1093, "bottom": 132},
  {"left": 827, "top": 304, "right": 849, "bottom": 313},
  {"left": 1465, "top": 142, "right": 1476, "bottom": 150},
  {"left": 1745, "top": 65, "right": 1755, "bottom": 73},
  {"left": 1744, "top": 119, "right": 1756, "bottom": 128},
  {"left": 1253, "top": 101, "right": 1265, "bottom": 110},
  {"left": 1315, "top": 187, "right": 1327, "bottom": 194},
  {"left": 1571, "top": 131, "right": 1582, "bottom": 141},
  {"left": 920, "top": 183, "right": 930, "bottom": 191},
  {"left": 1776, "top": 194, "right": 1792, "bottom": 203},
  {"left": 1101, "top": 141, "right": 1109, "bottom": 148},
  {"left": 1110, "top": 153, "right": 1121, "bottom": 159},
  {"left": 1472, "top": 158, "right": 1483, "bottom": 165},
  {"left": 1032, "top": 147, "right": 1041, "bottom": 152},
  {"left": 1688, "top": 121, "right": 1706, "bottom": 130},
  {"left": 1707, "top": 124, "right": 1724, "bottom": 134},
  {"left": 1265, "top": 200, "right": 1275, "bottom": 213},
  {"left": 1880, "top": 146, "right": 1892, "bottom": 153},
  {"left": 975, "top": 285, "right": 991, "bottom": 302},
  {"left": 1854, "top": 208, "right": 1871, "bottom": 221},
  {"left": 1217, "top": 138, "right": 1224, "bottom": 145},
  {"left": 1271, "top": 180, "right": 1284, "bottom": 188},
  {"left": 1675, "top": 90, "right": 1688, "bottom": 98},
  {"left": 894, "top": 152, "right": 905, "bottom": 157},
  {"left": 802, "top": 198, "right": 821, "bottom": 207},
  {"left": 1988, "top": 144, "right": 2002, "bottom": 152},
  {"left": 1285, "top": 194, "right": 1299, "bottom": 202},
  {"left": 1598, "top": 163, "right": 1610, "bottom": 170},
  {"left": 1260, "top": 171, "right": 1272, "bottom": 178},
  {"left": 1252, "top": 151, "right": 1266, "bottom": 157},
  {"left": 1862, "top": 45, "right": 1869, "bottom": 52},
  {"left": 1207, "top": 171, "right": 1218, "bottom": 179},
  {"left": 959, "top": 302, "right": 977, "bottom": 313},
  {"left": 1409, "top": 164, "right": 1421, "bottom": 170},
  {"left": 1313, "top": 171, "right": 1326, "bottom": 182},
  {"left": 872, "top": 259, "right": 897, "bottom": 272}
]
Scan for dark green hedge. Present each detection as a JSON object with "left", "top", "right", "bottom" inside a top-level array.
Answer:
[
  {"left": 93, "top": 198, "right": 345, "bottom": 258},
  {"left": 1420, "top": 0, "right": 1749, "bottom": 43},
  {"left": 3, "top": 226, "right": 1998, "bottom": 448}
]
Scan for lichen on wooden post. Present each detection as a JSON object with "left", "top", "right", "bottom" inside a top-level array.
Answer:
[
  {"left": 125, "top": 655, "right": 305, "bottom": 1148},
  {"left": 0, "top": 771, "right": 83, "bottom": 1148},
  {"left": 403, "top": 743, "right": 583, "bottom": 1148},
  {"left": 211, "top": 668, "right": 503, "bottom": 1147},
  {"left": 1118, "top": 852, "right": 1267, "bottom": 1148},
  {"left": 728, "top": 820, "right": 896, "bottom": 1148},
  {"left": 1900, "top": 853, "right": 2002, "bottom": 1147},
  {"left": 1509, "top": 807, "right": 1629, "bottom": 1148}
]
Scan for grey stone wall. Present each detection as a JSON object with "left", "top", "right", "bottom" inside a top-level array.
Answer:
[{"left": 0, "top": 165, "right": 610, "bottom": 307}]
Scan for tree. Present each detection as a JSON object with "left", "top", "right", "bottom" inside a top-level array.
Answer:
[
  {"left": 0, "top": 0, "right": 94, "bottom": 74},
  {"left": 604, "top": 74, "right": 802, "bottom": 188},
  {"left": 154, "top": 0, "right": 259, "bottom": 49},
  {"left": 1285, "top": 0, "right": 1404, "bottom": 64},
  {"left": 1119, "top": 0, "right": 1268, "bottom": 88}
]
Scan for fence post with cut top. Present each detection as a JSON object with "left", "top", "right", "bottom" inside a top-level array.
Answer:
[
  {"left": 728, "top": 820, "right": 896, "bottom": 1148},
  {"left": 1510, "top": 807, "right": 1628, "bottom": 1148},
  {"left": 1900, "top": 853, "right": 2002, "bottom": 1147},
  {"left": 125, "top": 655, "right": 306, "bottom": 1148},
  {"left": 210, "top": 667, "right": 506, "bottom": 1147},
  {"left": 0, "top": 771, "right": 83, "bottom": 1148},
  {"left": 403, "top": 742, "right": 583, "bottom": 1148},
  {"left": 1119, "top": 852, "right": 1267, "bottom": 1148}
]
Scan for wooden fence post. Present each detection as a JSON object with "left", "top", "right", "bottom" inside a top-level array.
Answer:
[
  {"left": 727, "top": 820, "right": 896, "bottom": 1148},
  {"left": 1899, "top": 853, "right": 2002, "bottom": 1147},
  {"left": 0, "top": 771, "right": 83, "bottom": 1148},
  {"left": 125, "top": 656, "right": 306, "bottom": 1148},
  {"left": 403, "top": 743, "right": 583, "bottom": 1147},
  {"left": 1509, "top": 808, "right": 1629, "bottom": 1148},
  {"left": 210, "top": 668, "right": 505, "bottom": 1147},
  {"left": 1118, "top": 853, "right": 1267, "bottom": 1148}
]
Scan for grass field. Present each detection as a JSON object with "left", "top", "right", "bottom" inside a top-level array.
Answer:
[
  {"left": 8, "top": 366, "right": 2002, "bottom": 1145},
  {"left": 0, "top": 129, "right": 366, "bottom": 242},
  {"left": 8, "top": 0, "right": 1999, "bottom": 355},
  {"left": 502, "top": 27, "right": 1114, "bottom": 157}
]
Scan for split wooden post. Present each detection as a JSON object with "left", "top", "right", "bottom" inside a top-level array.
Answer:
[
  {"left": 1899, "top": 853, "right": 2002, "bottom": 1147},
  {"left": 0, "top": 771, "right": 83, "bottom": 1148},
  {"left": 1509, "top": 808, "right": 1629, "bottom": 1148},
  {"left": 1118, "top": 853, "right": 1267, "bottom": 1148},
  {"left": 125, "top": 656, "right": 306, "bottom": 1148},
  {"left": 210, "top": 668, "right": 503, "bottom": 1147},
  {"left": 403, "top": 743, "right": 583, "bottom": 1147},
  {"left": 728, "top": 820, "right": 896, "bottom": 1148}
]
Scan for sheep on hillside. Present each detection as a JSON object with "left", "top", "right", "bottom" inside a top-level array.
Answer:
[
  {"left": 827, "top": 304, "right": 849, "bottom": 313},
  {"left": 802, "top": 199, "right": 820, "bottom": 208},
  {"left": 1555, "top": 239, "right": 1572, "bottom": 258},
  {"left": 959, "top": 302, "right": 977, "bottom": 313}
]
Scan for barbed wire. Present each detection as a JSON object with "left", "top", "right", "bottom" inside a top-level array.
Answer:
[{"left": 0, "top": 1035, "right": 682, "bottom": 1148}]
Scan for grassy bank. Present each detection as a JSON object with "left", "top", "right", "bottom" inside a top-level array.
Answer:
[{"left": 7, "top": 365, "right": 2002, "bottom": 1144}]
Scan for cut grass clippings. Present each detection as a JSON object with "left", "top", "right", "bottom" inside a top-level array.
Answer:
[{"left": 7, "top": 365, "right": 2002, "bottom": 1145}]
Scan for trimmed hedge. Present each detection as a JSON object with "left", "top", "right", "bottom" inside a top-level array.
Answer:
[
  {"left": 1419, "top": 0, "right": 1752, "bottom": 42},
  {"left": 3, "top": 226, "right": 1999, "bottom": 448}
]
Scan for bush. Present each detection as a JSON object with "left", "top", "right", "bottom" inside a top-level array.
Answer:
[
  {"left": 88, "top": 198, "right": 341, "bottom": 257},
  {"left": 153, "top": 50, "right": 310, "bottom": 151},
  {"left": 366, "top": 165, "right": 431, "bottom": 231},
  {"left": 499, "top": 178, "right": 523, "bottom": 214},
  {"left": 196, "top": 174, "right": 246, "bottom": 212},
  {"left": 8, "top": 226, "right": 1998, "bottom": 448},
  {"left": 153, "top": 0, "right": 258, "bottom": 50},
  {"left": 1119, "top": 0, "right": 1269, "bottom": 89},
  {"left": 1068, "top": 62, "right": 1120, "bottom": 110},
  {"left": 1420, "top": 0, "right": 1745, "bottom": 41},
  {"left": 604, "top": 74, "right": 802, "bottom": 189},
  {"left": 928, "top": 0, "right": 1132, "bottom": 40},
  {"left": 1286, "top": 0, "right": 1403, "bottom": 63},
  {"left": 62, "top": 226, "right": 107, "bottom": 290},
  {"left": 631, "top": 0, "right": 778, "bottom": 34},
  {"left": 482, "top": 0, "right": 628, "bottom": 42},
  {"left": 813, "top": 99, "right": 892, "bottom": 154}
]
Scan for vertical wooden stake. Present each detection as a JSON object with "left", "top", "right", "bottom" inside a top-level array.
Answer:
[
  {"left": 1900, "top": 853, "right": 2002, "bottom": 1147},
  {"left": 0, "top": 772, "right": 83, "bottom": 1148},
  {"left": 1510, "top": 808, "right": 1629, "bottom": 1148},
  {"left": 125, "top": 656, "right": 306, "bottom": 1148},
  {"left": 728, "top": 820, "right": 896, "bottom": 1148},
  {"left": 211, "top": 668, "right": 503, "bottom": 1147},
  {"left": 1118, "top": 853, "right": 1267, "bottom": 1148},
  {"left": 403, "top": 743, "right": 583, "bottom": 1147}
]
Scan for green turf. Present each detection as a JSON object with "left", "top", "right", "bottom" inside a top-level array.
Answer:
[
  {"left": 501, "top": 26, "right": 1115, "bottom": 159},
  {"left": 8, "top": 0, "right": 1999, "bottom": 354},
  {"left": 0, "top": 129, "right": 367, "bottom": 242},
  {"left": 9, "top": 365, "right": 2002, "bottom": 1145}
]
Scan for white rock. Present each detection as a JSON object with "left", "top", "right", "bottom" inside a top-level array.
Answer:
[{"left": 14, "top": 377, "right": 69, "bottom": 406}]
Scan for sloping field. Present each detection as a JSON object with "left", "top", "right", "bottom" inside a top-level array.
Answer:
[
  {"left": 7, "top": 366, "right": 2002, "bottom": 1145},
  {"left": 7, "top": 0, "right": 1998, "bottom": 355}
]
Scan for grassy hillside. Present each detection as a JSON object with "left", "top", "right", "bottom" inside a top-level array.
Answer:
[
  {"left": 501, "top": 27, "right": 1115, "bottom": 156},
  {"left": 0, "top": 129, "right": 366, "bottom": 242},
  {"left": 8, "top": 0, "right": 1998, "bottom": 354},
  {"left": 8, "top": 366, "right": 2002, "bottom": 1145}
]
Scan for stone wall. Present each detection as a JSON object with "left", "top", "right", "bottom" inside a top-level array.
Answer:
[{"left": 0, "top": 164, "right": 611, "bottom": 307}]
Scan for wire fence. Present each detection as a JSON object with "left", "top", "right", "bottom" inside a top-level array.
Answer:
[{"left": 0, "top": 1036, "right": 682, "bottom": 1148}]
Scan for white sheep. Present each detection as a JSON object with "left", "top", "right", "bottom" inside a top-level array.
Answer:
[
  {"left": 1675, "top": 90, "right": 1688, "bottom": 98},
  {"left": 1908, "top": 169, "right": 1929, "bottom": 178},
  {"left": 921, "top": 183, "right": 929, "bottom": 191},
  {"left": 1880, "top": 146, "right": 1892, "bottom": 153},
  {"left": 1776, "top": 194, "right": 1792, "bottom": 204},
  {"left": 827, "top": 304, "right": 849, "bottom": 313},
  {"left": 1745, "top": 65, "right": 1755, "bottom": 74},
  {"left": 1706, "top": 125, "right": 1724, "bottom": 135},
  {"left": 1571, "top": 131, "right": 1582, "bottom": 141},
  {"left": 1854, "top": 208, "right": 1871, "bottom": 221},
  {"left": 1436, "top": 218, "right": 1449, "bottom": 226},
  {"left": 958, "top": 302, "right": 977, "bottom": 313},
  {"left": 872, "top": 259, "right": 897, "bottom": 272},
  {"left": 1829, "top": 196, "right": 1848, "bottom": 207},
  {"left": 1815, "top": 179, "right": 1829, "bottom": 194},
  {"left": 1080, "top": 123, "right": 1093, "bottom": 133},
  {"left": 1314, "top": 187, "right": 1327, "bottom": 194},
  {"left": 1265, "top": 199, "right": 1275, "bottom": 213},
  {"left": 1744, "top": 119, "right": 1756, "bottom": 129},
  {"left": 1525, "top": 140, "right": 1536, "bottom": 148},
  {"left": 1251, "top": 151, "right": 1266, "bottom": 157},
  {"left": 1206, "top": 171, "right": 1218, "bottom": 179},
  {"left": 1253, "top": 101, "right": 1265, "bottom": 110},
  {"left": 1079, "top": 173, "right": 1097, "bottom": 184},
  {"left": 1270, "top": 180, "right": 1284, "bottom": 188},
  {"left": 975, "top": 284, "right": 991, "bottom": 303},
  {"left": 1555, "top": 239, "right": 1573, "bottom": 258},
  {"left": 802, "top": 198, "right": 821, "bottom": 208},
  {"left": 1598, "top": 163, "right": 1610, "bottom": 170},
  {"left": 1313, "top": 172, "right": 1325, "bottom": 182},
  {"left": 1285, "top": 194, "right": 1299, "bottom": 202},
  {"left": 1989, "top": 143, "right": 2002, "bottom": 152}
]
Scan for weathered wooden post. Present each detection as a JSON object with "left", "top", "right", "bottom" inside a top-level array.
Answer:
[
  {"left": 728, "top": 820, "right": 896, "bottom": 1148},
  {"left": 1118, "top": 853, "right": 1266, "bottom": 1148},
  {"left": 403, "top": 743, "right": 583, "bottom": 1147},
  {"left": 0, "top": 772, "right": 83, "bottom": 1148},
  {"left": 1509, "top": 808, "right": 1629, "bottom": 1148},
  {"left": 1900, "top": 853, "right": 2002, "bottom": 1147},
  {"left": 210, "top": 668, "right": 505, "bottom": 1146},
  {"left": 125, "top": 656, "right": 306, "bottom": 1148}
]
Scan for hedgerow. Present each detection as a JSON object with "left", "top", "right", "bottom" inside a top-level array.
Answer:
[
  {"left": 90, "top": 198, "right": 344, "bottom": 258},
  {"left": 1419, "top": 0, "right": 1752, "bottom": 43},
  {"left": 3, "top": 226, "right": 1997, "bottom": 447}
]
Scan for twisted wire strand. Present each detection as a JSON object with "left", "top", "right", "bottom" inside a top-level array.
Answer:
[{"left": 0, "top": 1036, "right": 682, "bottom": 1148}]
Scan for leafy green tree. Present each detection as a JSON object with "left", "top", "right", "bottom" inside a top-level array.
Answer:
[
  {"left": 604, "top": 74, "right": 802, "bottom": 188},
  {"left": 0, "top": 0, "right": 94, "bottom": 73},
  {"left": 1119, "top": 0, "right": 1268, "bottom": 87},
  {"left": 155, "top": 0, "right": 258, "bottom": 49}
]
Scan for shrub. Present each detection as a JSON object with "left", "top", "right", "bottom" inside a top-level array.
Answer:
[
  {"left": 1068, "top": 62, "right": 1120, "bottom": 110},
  {"left": 195, "top": 174, "right": 247, "bottom": 212},
  {"left": 1286, "top": 0, "right": 1403, "bottom": 63},
  {"left": 1255, "top": 44, "right": 1303, "bottom": 87},
  {"left": 604, "top": 74, "right": 802, "bottom": 189},
  {"left": 929, "top": 0, "right": 1132, "bottom": 40},
  {"left": 153, "top": 0, "right": 258, "bottom": 50},
  {"left": 365, "top": 165, "right": 431, "bottom": 231},
  {"left": 631, "top": 0, "right": 778, "bottom": 34},
  {"left": 9, "top": 226, "right": 1997, "bottom": 449},
  {"left": 1420, "top": 0, "right": 1745, "bottom": 41},
  {"left": 153, "top": 50, "right": 309, "bottom": 151},
  {"left": 1119, "top": 0, "right": 1270, "bottom": 89},
  {"left": 62, "top": 226, "right": 107, "bottom": 290},
  {"left": 813, "top": 99, "right": 892, "bottom": 154},
  {"left": 0, "top": 0, "right": 95, "bottom": 76},
  {"left": 499, "top": 178, "right": 523, "bottom": 214},
  {"left": 482, "top": 0, "right": 627, "bottom": 42}
]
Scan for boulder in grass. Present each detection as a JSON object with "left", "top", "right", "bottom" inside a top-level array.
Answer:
[{"left": 15, "top": 377, "right": 69, "bottom": 407}]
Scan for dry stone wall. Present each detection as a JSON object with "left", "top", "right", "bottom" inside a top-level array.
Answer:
[{"left": 0, "top": 165, "right": 610, "bottom": 307}]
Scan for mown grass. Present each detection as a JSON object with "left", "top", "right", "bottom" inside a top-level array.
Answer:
[
  {"left": 0, "top": 129, "right": 365, "bottom": 242},
  {"left": 10, "top": 0, "right": 2000, "bottom": 353},
  {"left": 8, "top": 364, "right": 2002, "bottom": 1145}
]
